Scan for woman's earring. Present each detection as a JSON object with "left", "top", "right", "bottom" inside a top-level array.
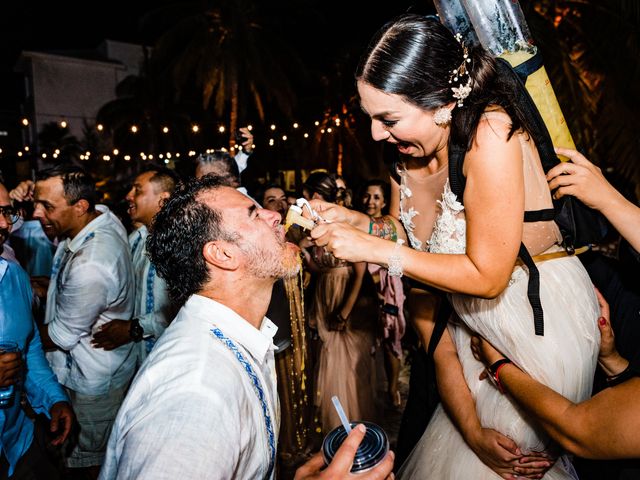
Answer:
[{"left": 433, "top": 107, "right": 452, "bottom": 126}]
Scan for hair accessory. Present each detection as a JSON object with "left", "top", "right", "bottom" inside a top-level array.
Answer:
[
  {"left": 449, "top": 33, "right": 472, "bottom": 107},
  {"left": 387, "top": 239, "right": 405, "bottom": 277},
  {"left": 433, "top": 107, "right": 452, "bottom": 126}
]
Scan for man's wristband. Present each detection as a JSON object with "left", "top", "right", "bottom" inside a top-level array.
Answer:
[
  {"left": 488, "top": 358, "right": 512, "bottom": 394},
  {"left": 606, "top": 364, "right": 636, "bottom": 388}
]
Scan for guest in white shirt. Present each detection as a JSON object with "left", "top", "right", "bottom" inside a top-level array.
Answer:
[
  {"left": 29, "top": 165, "right": 136, "bottom": 479},
  {"left": 91, "top": 167, "right": 180, "bottom": 363},
  {"left": 100, "top": 175, "right": 394, "bottom": 480}
]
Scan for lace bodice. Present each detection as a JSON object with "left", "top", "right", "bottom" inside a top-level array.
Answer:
[
  {"left": 427, "top": 180, "right": 466, "bottom": 254},
  {"left": 397, "top": 110, "right": 562, "bottom": 256}
]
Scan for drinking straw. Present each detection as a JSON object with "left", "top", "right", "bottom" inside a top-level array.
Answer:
[{"left": 331, "top": 395, "right": 352, "bottom": 434}]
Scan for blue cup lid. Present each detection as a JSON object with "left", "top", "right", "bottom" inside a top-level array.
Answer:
[{"left": 322, "top": 421, "right": 389, "bottom": 473}]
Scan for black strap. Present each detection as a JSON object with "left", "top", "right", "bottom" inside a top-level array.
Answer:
[
  {"left": 518, "top": 243, "right": 544, "bottom": 336},
  {"left": 512, "top": 51, "right": 544, "bottom": 82},
  {"left": 448, "top": 143, "right": 468, "bottom": 201},
  {"left": 524, "top": 208, "right": 555, "bottom": 223},
  {"left": 495, "top": 59, "right": 558, "bottom": 174},
  {"left": 427, "top": 296, "right": 453, "bottom": 358}
]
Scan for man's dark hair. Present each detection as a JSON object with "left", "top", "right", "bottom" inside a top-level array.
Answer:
[
  {"left": 195, "top": 150, "right": 240, "bottom": 187},
  {"left": 146, "top": 175, "right": 238, "bottom": 306},
  {"left": 36, "top": 165, "right": 97, "bottom": 211},
  {"left": 141, "top": 165, "right": 182, "bottom": 195}
]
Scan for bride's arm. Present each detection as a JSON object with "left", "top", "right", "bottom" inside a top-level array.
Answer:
[{"left": 310, "top": 119, "right": 523, "bottom": 298}]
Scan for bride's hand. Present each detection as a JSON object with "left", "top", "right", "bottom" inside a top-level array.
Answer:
[
  {"left": 310, "top": 222, "right": 378, "bottom": 264},
  {"left": 469, "top": 428, "right": 552, "bottom": 479},
  {"left": 307, "top": 199, "right": 358, "bottom": 225}
]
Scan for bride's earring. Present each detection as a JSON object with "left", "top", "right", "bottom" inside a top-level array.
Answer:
[{"left": 433, "top": 107, "right": 452, "bottom": 126}]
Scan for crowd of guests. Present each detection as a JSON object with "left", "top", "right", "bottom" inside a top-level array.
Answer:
[{"left": 1, "top": 12, "right": 640, "bottom": 480}]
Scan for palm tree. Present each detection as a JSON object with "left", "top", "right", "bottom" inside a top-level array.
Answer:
[{"left": 141, "top": 0, "right": 305, "bottom": 146}]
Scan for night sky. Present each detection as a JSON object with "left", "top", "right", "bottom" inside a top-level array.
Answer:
[{"left": 0, "top": 1, "right": 434, "bottom": 70}]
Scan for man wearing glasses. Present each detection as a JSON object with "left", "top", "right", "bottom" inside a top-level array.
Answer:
[{"left": 0, "top": 181, "right": 74, "bottom": 479}]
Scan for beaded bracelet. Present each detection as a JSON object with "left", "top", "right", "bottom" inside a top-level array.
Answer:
[{"left": 388, "top": 239, "right": 405, "bottom": 277}]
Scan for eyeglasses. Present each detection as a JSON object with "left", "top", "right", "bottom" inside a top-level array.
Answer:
[{"left": 0, "top": 206, "right": 20, "bottom": 225}]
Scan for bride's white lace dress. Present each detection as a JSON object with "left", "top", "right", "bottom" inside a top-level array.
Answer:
[{"left": 397, "top": 113, "right": 600, "bottom": 479}]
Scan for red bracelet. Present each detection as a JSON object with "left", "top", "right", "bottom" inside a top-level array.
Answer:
[
  {"left": 488, "top": 358, "right": 512, "bottom": 394},
  {"left": 494, "top": 362, "right": 511, "bottom": 394}
]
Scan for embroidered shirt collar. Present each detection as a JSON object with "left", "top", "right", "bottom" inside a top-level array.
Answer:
[
  {"left": 66, "top": 204, "right": 110, "bottom": 253},
  {"left": 186, "top": 294, "right": 278, "bottom": 365}
]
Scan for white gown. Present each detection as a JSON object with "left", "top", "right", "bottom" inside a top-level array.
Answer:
[{"left": 397, "top": 113, "right": 600, "bottom": 479}]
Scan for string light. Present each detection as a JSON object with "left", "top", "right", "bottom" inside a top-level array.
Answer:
[{"left": 5, "top": 111, "right": 357, "bottom": 161}]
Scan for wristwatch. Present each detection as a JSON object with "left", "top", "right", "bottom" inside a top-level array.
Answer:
[{"left": 129, "top": 319, "right": 144, "bottom": 343}]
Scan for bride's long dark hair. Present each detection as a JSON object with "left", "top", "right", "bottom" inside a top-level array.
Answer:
[{"left": 355, "top": 14, "right": 534, "bottom": 152}]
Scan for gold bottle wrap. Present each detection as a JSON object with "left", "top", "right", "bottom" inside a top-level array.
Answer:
[{"left": 501, "top": 50, "right": 575, "bottom": 162}]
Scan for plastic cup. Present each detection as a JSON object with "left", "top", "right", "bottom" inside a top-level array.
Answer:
[
  {"left": 0, "top": 341, "right": 20, "bottom": 409},
  {"left": 322, "top": 421, "right": 389, "bottom": 473}
]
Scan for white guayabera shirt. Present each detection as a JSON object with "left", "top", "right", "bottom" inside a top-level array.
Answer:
[
  {"left": 100, "top": 294, "right": 280, "bottom": 480},
  {"left": 128, "top": 225, "right": 172, "bottom": 363},
  {"left": 45, "top": 205, "right": 136, "bottom": 395}
]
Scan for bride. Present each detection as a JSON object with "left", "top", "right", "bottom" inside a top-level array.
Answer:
[{"left": 308, "top": 14, "right": 599, "bottom": 479}]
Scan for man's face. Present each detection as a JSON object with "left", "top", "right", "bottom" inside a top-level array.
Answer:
[
  {"left": 205, "top": 187, "right": 300, "bottom": 279},
  {"left": 0, "top": 184, "right": 12, "bottom": 245},
  {"left": 126, "top": 171, "right": 166, "bottom": 226},
  {"left": 262, "top": 187, "right": 287, "bottom": 223},
  {"left": 33, "top": 176, "right": 77, "bottom": 239}
]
